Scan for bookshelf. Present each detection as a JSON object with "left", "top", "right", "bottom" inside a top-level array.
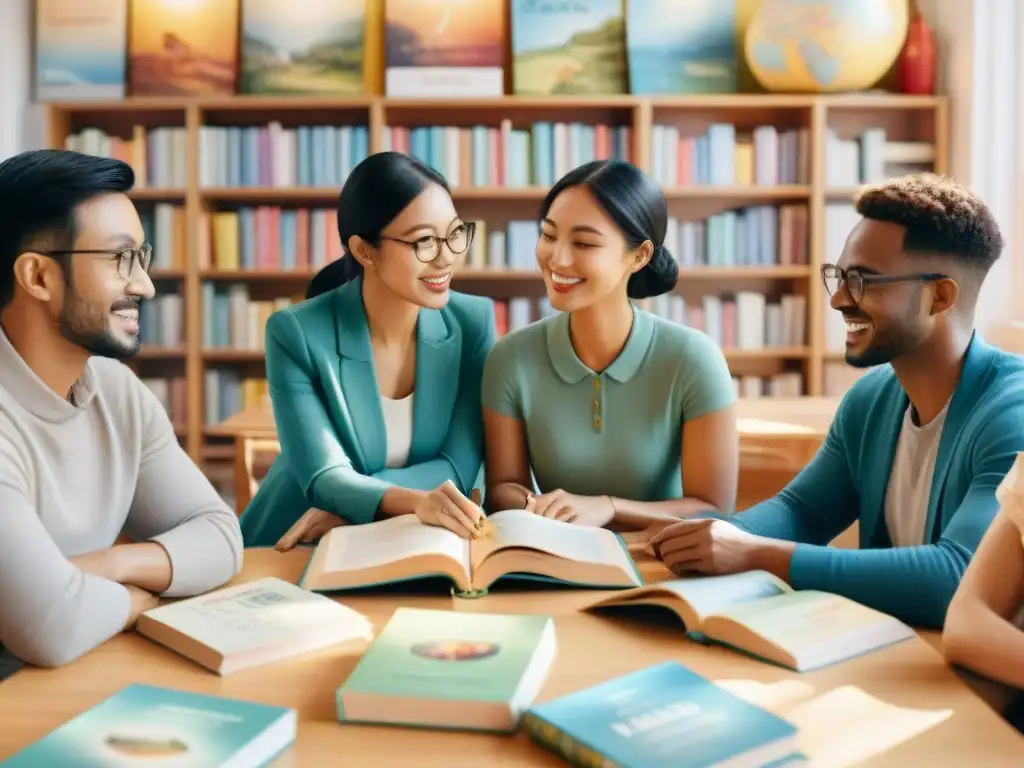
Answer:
[{"left": 45, "top": 93, "right": 948, "bottom": 474}]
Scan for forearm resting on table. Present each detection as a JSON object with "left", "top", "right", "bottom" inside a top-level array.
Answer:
[
  {"left": 72, "top": 542, "right": 173, "bottom": 594},
  {"left": 944, "top": 603, "right": 1024, "bottom": 691},
  {"left": 610, "top": 495, "right": 721, "bottom": 529}
]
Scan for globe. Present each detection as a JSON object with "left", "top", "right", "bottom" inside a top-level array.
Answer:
[{"left": 745, "top": 0, "right": 909, "bottom": 93}]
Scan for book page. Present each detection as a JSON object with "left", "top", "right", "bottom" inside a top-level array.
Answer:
[
  {"left": 709, "top": 590, "right": 910, "bottom": 660},
  {"left": 322, "top": 514, "right": 470, "bottom": 576},
  {"left": 473, "top": 510, "right": 632, "bottom": 573},
  {"left": 657, "top": 571, "right": 793, "bottom": 623}
]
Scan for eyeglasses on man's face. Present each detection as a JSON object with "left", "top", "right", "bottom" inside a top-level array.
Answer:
[
  {"left": 821, "top": 263, "right": 951, "bottom": 304},
  {"left": 380, "top": 221, "right": 475, "bottom": 264},
  {"left": 39, "top": 243, "right": 154, "bottom": 280}
]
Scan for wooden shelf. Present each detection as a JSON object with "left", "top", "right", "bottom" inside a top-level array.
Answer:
[{"left": 45, "top": 93, "right": 947, "bottom": 464}]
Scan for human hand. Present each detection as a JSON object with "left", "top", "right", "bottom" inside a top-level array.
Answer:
[
  {"left": 414, "top": 480, "right": 487, "bottom": 539},
  {"left": 275, "top": 508, "right": 348, "bottom": 552},
  {"left": 526, "top": 490, "right": 615, "bottom": 527},
  {"left": 124, "top": 584, "right": 160, "bottom": 629},
  {"left": 649, "top": 519, "right": 763, "bottom": 576}
]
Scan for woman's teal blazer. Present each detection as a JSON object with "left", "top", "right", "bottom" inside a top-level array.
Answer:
[{"left": 239, "top": 275, "right": 497, "bottom": 546}]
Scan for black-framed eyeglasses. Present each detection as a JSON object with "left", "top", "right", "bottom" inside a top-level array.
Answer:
[
  {"left": 39, "top": 243, "right": 153, "bottom": 280},
  {"left": 821, "top": 263, "right": 951, "bottom": 303},
  {"left": 380, "top": 221, "right": 475, "bottom": 264}
]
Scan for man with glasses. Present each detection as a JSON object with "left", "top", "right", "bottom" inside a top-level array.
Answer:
[
  {"left": 650, "top": 173, "right": 1024, "bottom": 628},
  {"left": 0, "top": 150, "right": 242, "bottom": 672}
]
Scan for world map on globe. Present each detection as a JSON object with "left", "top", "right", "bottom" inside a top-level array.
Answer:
[{"left": 746, "top": 0, "right": 906, "bottom": 91}]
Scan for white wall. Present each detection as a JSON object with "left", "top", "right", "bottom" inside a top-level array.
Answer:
[{"left": 0, "top": 0, "right": 32, "bottom": 160}]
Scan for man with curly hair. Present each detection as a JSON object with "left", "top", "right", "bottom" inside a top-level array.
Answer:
[{"left": 651, "top": 173, "right": 1024, "bottom": 628}]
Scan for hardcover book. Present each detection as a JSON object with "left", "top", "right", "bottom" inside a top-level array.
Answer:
[
  {"left": 35, "top": 0, "right": 127, "bottom": 101},
  {"left": 337, "top": 607, "right": 557, "bottom": 732},
  {"left": 585, "top": 571, "right": 915, "bottom": 671},
  {"left": 299, "top": 509, "right": 643, "bottom": 593},
  {"left": 384, "top": 0, "right": 504, "bottom": 97},
  {"left": 240, "top": 0, "right": 366, "bottom": 94},
  {"left": 0, "top": 684, "right": 296, "bottom": 768},
  {"left": 510, "top": 0, "right": 628, "bottom": 95},
  {"left": 137, "top": 577, "right": 374, "bottom": 675},
  {"left": 128, "top": 0, "right": 239, "bottom": 96},
  {"left": 523, "top": 661, "right": 799, "bottom": 768},
  {"left": 625, "top": 0, "right": 738, "bottom": 94}
]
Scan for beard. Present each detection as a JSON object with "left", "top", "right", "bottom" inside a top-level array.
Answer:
[
  {"left": 844, "top": 309, "right": 927, "bottom": 369},
  {"left": 58, "top": 287, "right": 141, "bottom": 360}
]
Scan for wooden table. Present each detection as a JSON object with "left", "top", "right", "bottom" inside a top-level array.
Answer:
[{"left": 1, "top": 549, "right": 1021, "bottom": 766}]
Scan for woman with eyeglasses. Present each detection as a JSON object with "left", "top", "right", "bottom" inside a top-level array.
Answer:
[{"left": 240, "top": 152, "right": 494, "bottom": 549}]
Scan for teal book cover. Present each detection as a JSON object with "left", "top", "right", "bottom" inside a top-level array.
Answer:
[
  {"left": 1, "top": 684, "right": 296, "bottom": 767},
  {"left": 337, "top": 607, "right": 556, "bottom": 731},
  {"left": 524, "top": 661, "right": 798, "bottom": 767},
  {"left": 625, "top": 0, "right": 737, "bottom": 94}
]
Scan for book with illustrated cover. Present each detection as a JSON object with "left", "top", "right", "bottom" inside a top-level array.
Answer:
[
  {"left": 510, "top": 0, "right": 627, "bottom": 95},
  {"left": 0, "top": 684, "right": 295, "bottom": 768},
  {"left": 240, "top": 0, "right": 366, "bottom": 94},
  {"left": 523, "top": 661, "right": 801, "bottom": 768},
  {"left": 584, "top": 570, "right": 915, "bottom": 672},
  {"left": 384, "top": 0, "right": 504, "bottom": 97},
  {"left": 337, "top": 607, "right": 556, "bottom": 732},
  {"left": 137, "top": 577, "right": 374, "bottom": 675},
  {"left": 35, "top": 0, "right": 127, "bottom": 101},
  {"left": 299, "top": 509, "right": 643, "bottom": 593},
  {"left": 625, "top": 0, "right": 738, "bottom": 94}
]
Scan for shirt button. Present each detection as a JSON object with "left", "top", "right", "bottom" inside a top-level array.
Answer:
[
  {"left": 593, "top": 399, "right": 599, "bottom": 411},
  {"left": 593, "top": 378, "right": 600, "bottom": 391},
  {"left": 594, "top": 415, "right": 602, "bottom": 429}
]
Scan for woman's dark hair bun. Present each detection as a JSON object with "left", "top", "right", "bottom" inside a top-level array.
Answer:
[
  {"left": 627, "top": 243, "right": 678, "bottom": 300},
  {"left": 305, "top": 151, "right": 450, "bottom": 300},
  {"left": 539, "top": 160, "right": 676, "bottom": 301}
]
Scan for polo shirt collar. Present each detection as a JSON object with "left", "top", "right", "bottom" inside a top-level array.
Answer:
[{"left": 546, "top": 304, "right": 654, "bottom": 384}]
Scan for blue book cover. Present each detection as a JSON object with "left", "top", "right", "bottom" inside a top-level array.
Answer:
[
  {"left": 1, "top": 684, "right": 296, "bottom": 767},
  {"left": 523, "top": 661, "right": 798, "bottom": 768},
  {"left": 626, "top": 0, "right": 737, "bottom": 94}
]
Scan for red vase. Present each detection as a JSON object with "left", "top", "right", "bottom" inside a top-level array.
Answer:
[{"left": 897, "top": 11, "right": 937, "bottom": 95}]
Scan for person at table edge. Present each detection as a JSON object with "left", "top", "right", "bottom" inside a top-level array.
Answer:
[
  {"left": 0, "top": 150, "right": 243, "bottom": 669},
  {"left": 651, "top": 173, "right": 1024, "bottom": 628},
  {"left": 483, "top": 160, "right": 739, "bottom": 527},
  {"left": 239, "top": 152, "right": 492, "bottom": 549}
]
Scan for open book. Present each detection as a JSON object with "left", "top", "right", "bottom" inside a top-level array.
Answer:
[
  {"left": 299, "top": 510, "right": 643, "bottom": 593},
  {"left": 584, "top": 570, "right": 915, "bottom": 672}
]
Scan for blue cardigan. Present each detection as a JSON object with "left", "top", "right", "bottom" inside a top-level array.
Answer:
[
  {"left": 239, "top": 276, "right": 496, "bottom": 546},
  {"left": 728, "top": 332, "right": 1024, "bottom": 628}
]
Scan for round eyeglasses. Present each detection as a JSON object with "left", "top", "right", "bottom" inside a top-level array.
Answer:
[
  {"left": 380, "top": 222, "right": 475, "bottom": 264},
  {"left": 40, "top": 243, "right": 154, "bottom": 280}
]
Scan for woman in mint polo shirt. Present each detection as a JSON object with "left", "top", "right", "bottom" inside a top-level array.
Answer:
[
  {"left": 240, "top": 152, "right": 493, "bottom": 549},
  {"left": 482, "top": 160, "right": 739, "bottom": 528}
]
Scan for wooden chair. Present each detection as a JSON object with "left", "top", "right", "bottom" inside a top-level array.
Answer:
[{"left": 233, "top": 435, "right": 282, "bottom": 516}]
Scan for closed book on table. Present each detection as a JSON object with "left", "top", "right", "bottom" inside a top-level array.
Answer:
[
  {"left": 137, "top": 576, "right": 374, "bottom": 675},
  {"left": 0, "top": 683, "right": 296, "bottom": 767},
  {"left": 337, "top": 607, "right": 557, "bottom": 732},
  {"left": 523, "top": 661, "right": 800, "bottom": 767}
]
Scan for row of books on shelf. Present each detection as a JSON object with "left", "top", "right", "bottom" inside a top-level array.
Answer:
[
  {"left": 139, "top": 295, "right": 184, "bottom": 349},
  {"left": 201, "top": 204, "right": 808, "bottom": 274},
  {"left": 63, "top": 124, "right": 935, "bottom": 191},
  {"left": 650, "top": 124, "right": 808, "bottom": 187},
  {"left": 66, "top": 126, "right": 186, "bottom": 189},
  {"left": 198, "top": 124, "right": 370, "bottom": 190},
  {"left": 139, "top": 203, "right": 185, "bottom": 270},
  {"left": 382, "top": 123, "right": 632, "bottom": 189},
  {"left": 826, "top": 129, "right": 935, "bottom": 188}
]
